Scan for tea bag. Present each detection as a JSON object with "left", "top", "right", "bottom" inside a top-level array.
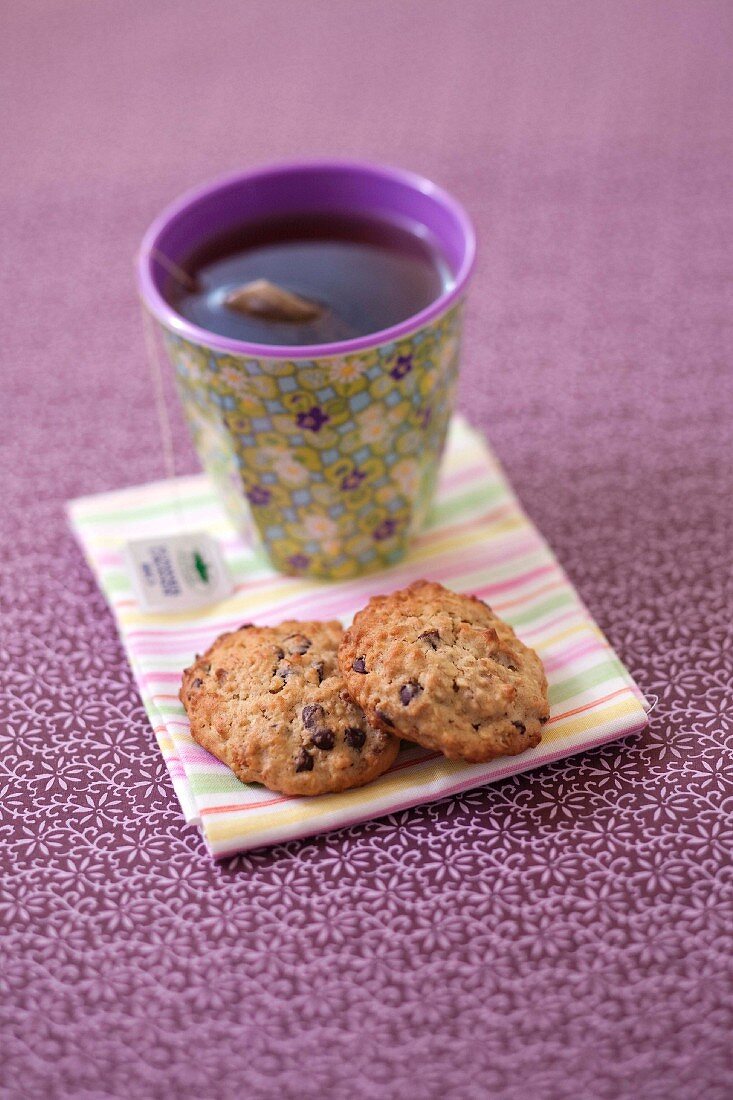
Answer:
[
  {"left": 224, "top": 278, "right": 359, "bottom": 342},
  {"left": 224, "top": 279, "right": 321, "bottom": 323}
]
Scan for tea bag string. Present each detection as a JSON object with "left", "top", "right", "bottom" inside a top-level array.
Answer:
[
  {"left": 149, "top": 246, "right": 198, "bottom": 291},
  {"left": 140, "top": 298, "right": 188, "bottom": 532}
]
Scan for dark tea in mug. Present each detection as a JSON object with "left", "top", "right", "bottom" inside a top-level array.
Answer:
[{"left": 164, "top": 210, "right": 454, "bottom": 347}]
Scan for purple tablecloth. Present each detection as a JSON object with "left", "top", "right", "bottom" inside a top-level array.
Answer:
[{"left": 2, "top": 2, "right": 731, "bottom": 1097}]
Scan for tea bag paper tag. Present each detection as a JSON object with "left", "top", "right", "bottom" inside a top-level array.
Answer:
[{"left": 124, "top": 533, "right": 233, "bottom": 613}]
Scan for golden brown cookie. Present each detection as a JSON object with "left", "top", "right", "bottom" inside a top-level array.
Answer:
[
  {"left": 180, "top": 620, "right": 401, "bottom": 796},
  {"left": 338, "top": 581, "right": 549, "bottom": 764}
]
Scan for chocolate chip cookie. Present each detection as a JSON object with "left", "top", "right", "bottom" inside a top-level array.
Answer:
[
  {"left": 180, "top": 620, "right": 401, "bottom": 796},
  {"left": 338, "top": 581, "right": 549, "bottom": 763}
]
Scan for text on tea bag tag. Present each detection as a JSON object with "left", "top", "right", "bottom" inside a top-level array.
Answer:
[{"left": 124, "top": 532, "right": 233, "bottom": 613}]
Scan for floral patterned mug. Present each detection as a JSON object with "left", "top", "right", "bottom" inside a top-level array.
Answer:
[{"left": 138, "top": 162, "right": 476, "bottom": 579}]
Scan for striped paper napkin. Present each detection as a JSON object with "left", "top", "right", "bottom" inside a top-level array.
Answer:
[{"left": 68, "top": 417, "right": 648, "bottom": 858}]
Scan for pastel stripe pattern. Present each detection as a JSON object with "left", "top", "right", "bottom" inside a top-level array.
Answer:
[{"left": 67, "top": 417, "right": 648, "bottom": 858}]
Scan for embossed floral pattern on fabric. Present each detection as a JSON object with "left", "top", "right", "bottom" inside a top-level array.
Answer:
[{"left": 163, "top": 305, "right": 462, "bottom": 578}]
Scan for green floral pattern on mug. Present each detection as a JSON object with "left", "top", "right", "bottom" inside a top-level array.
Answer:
[{"left": 163, "top": 304, "right": 462, "bottom": 579}]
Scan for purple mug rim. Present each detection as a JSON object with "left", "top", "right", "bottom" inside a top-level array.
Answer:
[{"left": 137, "top": 159, "right": 476, "bottom": 359}]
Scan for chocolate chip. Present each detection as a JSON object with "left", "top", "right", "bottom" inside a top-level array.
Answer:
[
  {"left": 313, "top": 661, "right": 325, "bottom": 684},
  {"left": 238, "top": 622, "right": 254, "bottom": 630},
  {"left": 352, "top": 656, "right": 367, "bottom": 674},
  {"left": 301, "top": 704, "right": 325, "bottom": 730},
  {"left": 344, "top": 727, "right": 366, "bottom": 749},
  {"left": 472, "top": 722, "right": 481, "bottom": 731},
  {"left": 399, "top": 680, "right": 422, "bottom": 705},
  {"left": 376, "top": 709, "right": 395, "bottom": 728},
  {"left": 285, "top": 634, "right": 311, "bottom": 655},
  {"left": 273, "top": 646, "right": 285, "bottom": 661},
  {"left": 512, "top": 721, "right": 526, "bottom": 734},
  {"left": 540, "top": 714, "right": 550, "bottom": 723},
  {"left": 192, "top": 678, "right": 203, "bottom": 689},
  {"left": 215, "top": 668, "right": 227, "bottom": 682},
  {"left": 418, "top": 630, "right": 440, "bottom": 649},
  {"left": 452, "top": 679, "right": 459, "bottom": 693},
  {"left": 294, "top": 749, "right": 313, "bottom": 772},
  {"left": 311, "top": 728, "right": 335, "bottom": 750}
]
